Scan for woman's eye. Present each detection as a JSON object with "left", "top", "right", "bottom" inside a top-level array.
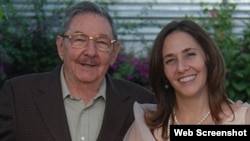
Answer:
[
  {"left": 187, "top": 52, "right": 196, "bottom": 57},
  {"left": 165, "top": 58, "right": 174, "bottom": 64}
]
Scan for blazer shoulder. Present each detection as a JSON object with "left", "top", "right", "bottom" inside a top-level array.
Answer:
[
  {"left": 110, "top": 77, "right": 152, "bottom": 94},
  {"left": 6, "top": 72, "right": 50, "bottom": 85},
  {"left": 2, "top": 65, "right": 61, "bottom": 89},
  {"left": 5, "top": 64, "right": 61, "bottom": 84},
  {"left": 107, "top": 75, "right": 155, "bottom": 103}
]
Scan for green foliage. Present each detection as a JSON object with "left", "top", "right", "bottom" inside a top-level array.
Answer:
[
  {"left": 197, "top": 0, "right": 250, "bottom": 102},
  {"left": 0, "top": 0, "right": 73, "bottom": 85},
  {"left": 0, "top": 8, "right": 2, "bottom": 20}
]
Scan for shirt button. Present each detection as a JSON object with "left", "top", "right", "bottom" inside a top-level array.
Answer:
[{"left": 81, "top": 136, "right": 85, "bottom": 141}]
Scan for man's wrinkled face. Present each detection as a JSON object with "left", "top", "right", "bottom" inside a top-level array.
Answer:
[{"left": 56, "top": 13, "right": 120, "bottom": 84}]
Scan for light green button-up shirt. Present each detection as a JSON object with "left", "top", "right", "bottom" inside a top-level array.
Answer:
[{"left": 60, "top": 66, "right": 106, "bottom": 141}]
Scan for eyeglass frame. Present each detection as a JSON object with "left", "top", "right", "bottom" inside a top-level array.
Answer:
[{"left": 60, "top": 32, "right": 117, "bottom": 52}]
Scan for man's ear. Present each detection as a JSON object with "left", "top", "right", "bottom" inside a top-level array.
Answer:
[
  {"left": 110, "top": 41, "right": 121, "bottom": 66},
  {"left": 56, "top": 35, "right": 64, "bottom": 61}
]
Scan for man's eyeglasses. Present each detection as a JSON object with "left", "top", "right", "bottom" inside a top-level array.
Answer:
[{"left": 61, "top": 33, "right": 116, "bottom": 52}]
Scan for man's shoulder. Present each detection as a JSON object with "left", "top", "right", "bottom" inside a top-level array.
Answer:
[
  {"left": 6, "top": 65, "right": 60, "bottom": 84},
  {"left": 111, "top": 78, "right": 153, "bottom": 95},
  {"left": 109, "top": 77, "right": 148, "bottom": 90},
  {"left": 8, "top": 71, "right": 50, "bottom": 83},
  {"left": 106, "top": 75, "right": 155, "bottom": 102}
]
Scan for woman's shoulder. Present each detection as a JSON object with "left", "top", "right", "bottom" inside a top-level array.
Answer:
[
  {"left": 234, "top": 103, "right": 250, "bottom": 124},
  {"left": 133, "top": 102, "right": 157, "bottom": 120},
  {"left": 123, "top": 102, "right": 157, "bottom": 141},
  {"left": 223, "top": 102, "right": 250, "bottom": 124},
  {"left": 133, "top": 101, "right": 157, "bottom": 111},
  {"left": 241, "top": 103, "right": 250, "bottom": 124}
]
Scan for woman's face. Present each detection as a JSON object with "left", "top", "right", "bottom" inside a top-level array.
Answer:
[{"left": 162, "top": 31, "right": 208, "bottom": 98}]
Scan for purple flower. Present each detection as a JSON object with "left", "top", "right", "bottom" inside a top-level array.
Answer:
[
  {"left": 109, "top": 53, "right": 150, "bottom": 89},
  {"left": 110, "top": 63, "right": 118, "bottom": 70},
  {"left": 126, "top": 74, "right": 134, "bottom": 80},
  {"left": 0, "top": 64, "right": 4, "bottom": 74}
]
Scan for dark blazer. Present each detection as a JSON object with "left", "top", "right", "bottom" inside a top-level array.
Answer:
[{"left": 0, "top": 64, "right": 155, "bottom": 141}]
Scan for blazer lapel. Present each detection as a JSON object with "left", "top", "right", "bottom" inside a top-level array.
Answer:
[
  {"left": 97, "top": 75, "right": 131, "bottom": 141},
  {"left": 34, "top": 65, "right": 71, "bottom": 141}
]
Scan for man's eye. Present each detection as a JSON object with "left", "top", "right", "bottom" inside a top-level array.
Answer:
[
  {"left": 74, "top": 37, "right": 87, "bottom": 42},
  {"left": 97, "top": 40, "right": 108, "bottom": 45},
  {"left": 96, "top": 38, "right": 109, "bottom": 45}
]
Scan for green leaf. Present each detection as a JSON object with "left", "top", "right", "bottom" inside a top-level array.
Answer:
[
  {"left": 232, "top": 81, "right": 247, "bottom": 91},
  {"left": 0, "top": 9, "right": 2, "bottom": 20}
]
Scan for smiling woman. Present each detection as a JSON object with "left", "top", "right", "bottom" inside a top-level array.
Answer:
[
  {"left": 162, "top": 31, "right": 208, "bottom": 98},
  {"left": 123, "top": 19, "right": 250, "bottom": 141}
]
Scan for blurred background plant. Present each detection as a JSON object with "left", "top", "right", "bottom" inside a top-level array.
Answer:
[
  {"left": 194, "top": 0, "right": 250, "bottom": 102},
  {"left": 0, "top": 0, "right": 249, "bottom": 102},
  {"left": 108, "top": 51, "right": 150, "bottom": 89},
  {"left": 0, "top": 0, "right": 67, "bottom": 84},
  {"left": 0, "top": 2, "right": 7, "bottom": 85}
]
